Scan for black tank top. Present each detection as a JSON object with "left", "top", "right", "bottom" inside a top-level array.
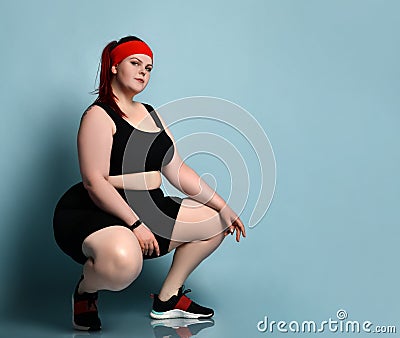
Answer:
[{"left": 90, "top": 102, "right": 174, "bottom": 175}]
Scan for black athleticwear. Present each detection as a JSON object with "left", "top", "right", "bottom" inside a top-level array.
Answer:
[
  {"left": 53, "top": 102, "right": 183, "bottom": 264},
  {"left": 101, "top": 101, "right": 175, "bottom": 175}
]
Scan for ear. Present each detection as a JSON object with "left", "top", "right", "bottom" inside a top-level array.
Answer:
[{"left": 111, "top": 65, "right": 118, "bottom": 74}]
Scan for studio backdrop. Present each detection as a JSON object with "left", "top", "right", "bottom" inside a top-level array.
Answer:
[{"left": 0, "top": 0, "right": 398, "bottom": 337}]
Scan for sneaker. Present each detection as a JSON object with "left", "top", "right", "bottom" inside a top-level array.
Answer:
[
  {"left": 150, "top": 286, "right": 214, "bottom": 319},
  {"left": 72, "top": 275, "right": 101, "bottom": 331}
]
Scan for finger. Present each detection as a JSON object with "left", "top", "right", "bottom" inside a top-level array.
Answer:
[
  {"left": 138, "top": 239, "right": 145, "bottom": 252},
  {"left": 143, "top": 243, "right": 149, "bottom": 256},
  {"left": 233, "top": 219, "right": 246, "bottom": 239},
  {"left": 227, "top": 226, "right": 234, "bottom": 236},
  {"left": 153, "top": 239, "right": 160, "bottom": 256},
  {"left": 236, "top": 218, "right": 246, "bottom": 237},
  {"left": 236, "top": 227, "right": 240, "bottom": 242},
  {"left": 148, "top": 243, "right": 154, "bottom": 256}
]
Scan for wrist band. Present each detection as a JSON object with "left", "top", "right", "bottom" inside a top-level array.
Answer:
[{"left": 128, "top": 219, "right": 142, "bottom": 230}]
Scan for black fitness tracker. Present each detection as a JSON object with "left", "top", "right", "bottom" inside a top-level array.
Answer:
[{"left": 129, "top": 219, "right": 142, "bottom": 230}]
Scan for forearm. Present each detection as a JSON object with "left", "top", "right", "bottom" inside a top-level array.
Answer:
[
  {"left": 83, "top": 177, "right": 139, "bottom": 226},
  {"left": 177, "top": 164, "right": 228, "bottom": 212}
]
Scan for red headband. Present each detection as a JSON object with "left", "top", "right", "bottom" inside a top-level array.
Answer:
[{"left": 110, "top": 40, "right": 153, "bottom": 66}]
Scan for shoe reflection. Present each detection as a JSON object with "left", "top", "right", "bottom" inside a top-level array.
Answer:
[
  {"left": 71, "top": 331, "right": 103, "bottom": 338},
  {"left": 151, "top": 318, "right": 215, "bottom": 338}
]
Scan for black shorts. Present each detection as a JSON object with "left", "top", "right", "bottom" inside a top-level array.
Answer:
[{"left": 53, "top": 182, "right": 182, "bottom": 265}]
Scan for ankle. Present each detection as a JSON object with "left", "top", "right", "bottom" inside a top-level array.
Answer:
[
  {"left": 77, "top": 277, "right": 97, "bottom": 295},
  {"left": 158, "top": 288, "right": 179, "bottom": 302},
  {"left": 77, "top": 278, "right": 86, "bottom": 295}
]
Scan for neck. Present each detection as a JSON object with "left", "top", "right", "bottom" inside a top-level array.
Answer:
[{"left": 111, "top": 79, "right": 138, "bottom": 112}]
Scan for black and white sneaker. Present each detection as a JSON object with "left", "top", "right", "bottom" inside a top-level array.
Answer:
[
  {"left": 150, "top": 286, "right": 214, "bottom": 319},
  {"left": 72, "top": 275, "right": 101, "bottom": 331}
]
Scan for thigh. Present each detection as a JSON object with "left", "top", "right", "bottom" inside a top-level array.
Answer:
[
  {"left": 82, "top": 225, "right": 142, "bottom": 261},
  {"left": 168, "top": 197, "right": 227, "bottom": 247}
]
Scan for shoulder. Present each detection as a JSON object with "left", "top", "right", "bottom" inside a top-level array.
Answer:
[
  {"left": 80, "top": 104, "right": 116, "bottom": 134},
  {"left": 81, "top": 102, "right": 112, "bottom": 118},
  {"left": 142, "top": 102, "right": 167, "bottom": 128}
]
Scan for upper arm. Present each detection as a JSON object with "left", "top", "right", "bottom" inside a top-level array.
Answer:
[
  {"left": 77, "top": 105, "right": 115, "bottom": 188},
  {"left": 153, "top": 110, "right": 185, "bottom": 178}
]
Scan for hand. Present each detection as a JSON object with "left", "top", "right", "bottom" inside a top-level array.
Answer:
[
  {"left": 219, "top": 205, "right": 246, "bottom": 242},
  {"left": 132, "top": 224, "right": 160, "bottom": 256}
]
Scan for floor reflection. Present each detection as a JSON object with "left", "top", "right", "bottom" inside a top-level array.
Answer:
[
  {"left": 150, "top": 318, "right": 215, "bottom": 338},
  {"left": 71, "top": 330, "right": 103, "bottom": 338}
]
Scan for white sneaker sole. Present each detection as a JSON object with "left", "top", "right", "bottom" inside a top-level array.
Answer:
[{"left": 150, "top": 309, "right": 213, "bottom": 320}]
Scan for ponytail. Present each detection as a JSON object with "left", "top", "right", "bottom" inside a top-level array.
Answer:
[{"left": 93, "top": 40, "right": 126, "bottom": 117}]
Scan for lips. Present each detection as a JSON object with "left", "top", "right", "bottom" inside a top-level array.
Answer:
[{"left": 135, "top": 78, "right": 144, "bottom": 83}]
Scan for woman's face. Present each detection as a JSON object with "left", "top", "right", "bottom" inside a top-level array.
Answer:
[{"left": 112, "top": 53, "right": 153, "bottom": 95}]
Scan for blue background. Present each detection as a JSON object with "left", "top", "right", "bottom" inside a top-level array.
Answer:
[{"left": 0, "top": 0, "right": 398, "bottom": 337}]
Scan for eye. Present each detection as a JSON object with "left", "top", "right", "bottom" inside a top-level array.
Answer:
[
  {"left": 131, "top": 61, "right": 139, "bottom": 66},
  {"left": 146, "top": 67, "right": 153, "bottom": 72}
]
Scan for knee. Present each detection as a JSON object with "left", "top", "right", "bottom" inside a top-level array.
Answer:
[
  {"left": 104, "top": 245, "right": 143, "bottom": 291},
  {"left": 212, "top": 230, "right": 225, "bottom": 244},
  {"left": 202, "top": 230, "right": 225, "bottom": 246},
  {"left": 207, "top": 215, "right": 227, "bottom": 242},
  {"left": 113, "top": 245, "right": 143, "bottom": 275}
]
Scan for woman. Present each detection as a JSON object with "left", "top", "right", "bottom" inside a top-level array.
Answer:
[{"left": 53, "top": 35, "right": 246, "bottom": 331}]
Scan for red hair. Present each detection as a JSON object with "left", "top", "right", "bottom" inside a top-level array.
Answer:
[{"left": 92, "top": 36, "right": 150, "bottom": 118}]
